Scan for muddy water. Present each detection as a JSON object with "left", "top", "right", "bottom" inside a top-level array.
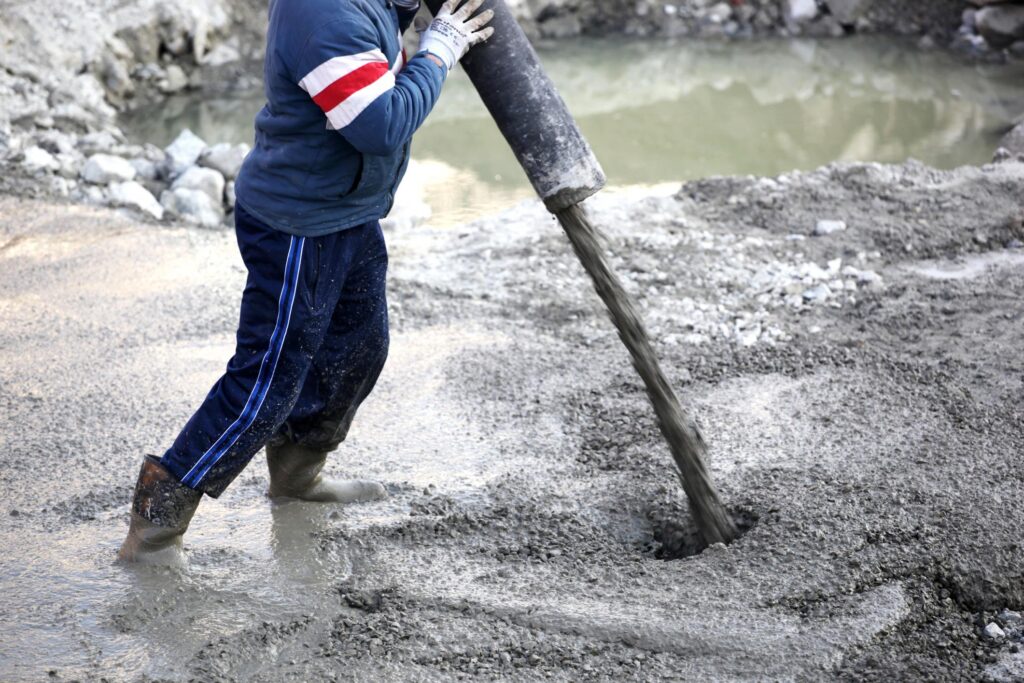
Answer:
[{"left": 121, "top": 37, "right": 1024, "bottom": 226}]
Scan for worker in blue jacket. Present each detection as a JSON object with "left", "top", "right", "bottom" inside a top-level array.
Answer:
[{"left": 119, "top": 0, "right": 495, "bottom": 566}]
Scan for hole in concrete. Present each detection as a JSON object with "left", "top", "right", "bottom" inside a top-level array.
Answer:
[{"left": 645, "top": 508, "right": 759, "bottom": 560}]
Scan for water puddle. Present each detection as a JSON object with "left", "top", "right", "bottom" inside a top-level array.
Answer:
[{"left": 121, "top": 37, "right": 1024, "bottom": 227}]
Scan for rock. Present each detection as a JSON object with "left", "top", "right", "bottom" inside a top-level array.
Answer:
[
  {"left": 225, "top": 180, "right": 236, "bottom": 207},
  {"left": 985, "top": 623, "right": 1007, "bottom": 640},
  {"left": 803, "top": 283, "right": 832, "bottom": 303},
  {"left": 814, "top": 219, "right": 847, "bottom": 236},
  {"left": 202, "top": 42, "right": 241, "bottom": 67},
  {"left": 80, "top": 154, "right": 137, "bottom": 184},
  {"left": 99, "top": 53, "right": 134, "bottom": 100},
  {"left": 199, "top": 143, "right": 250, "bottom": 180},
  {"left": 538, "top": 15, "right": 582, "bottom": 39},
  {"left": 999, "top": 609, "right": 1023, "bottom": 625},
  {"left": 22, "top": 146, "right": 60, "bottom": 174},
  {"left": 77, "top": 131, "right": 120, "bottom": 155},
  {"left": 129, "top": 157, "right": 160, "bottom": 181},
  {"left": 159, "top": 65, "right": 189, "bottom": 94},
  {"left": 706, "top": 3, "right": 733, "bottom": 23},
  {"left": 962, "top": 8, "right": 977, "bottom": 31},
  {"left": 108, "top": 181, "right": 164, "bottom": 220},
  {"left": 976, "top": 6, "right": 1024, "bottom": 49},
  {"left": 164, "top": 129, "right": 208, "bottom": 177},
  {"left": 825, "top": 0, "right": 869, "bottom": 25},
  {"left": 999, "top": 122, "right": 1024, "bottom": 156},
  {"left": 55, "top": 153, "right": 82, "bottom": 179},
  {"left": 785, "top": 0, "right": 819, "bottom": 24},
  {"left": 161, "top": 188, "right": 226, "bottom": 228},
  {"left": 172, "top": 166, "right": 226, "bottom": 205}
]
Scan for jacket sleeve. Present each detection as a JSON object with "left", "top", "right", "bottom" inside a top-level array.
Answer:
[{"left": 295, "top": 15, "right": 446, "bottom": 157}]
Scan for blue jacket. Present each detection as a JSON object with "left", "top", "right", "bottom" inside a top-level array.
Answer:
[{"left": 234, "top": 0, "right": 446, "bottom": 236}]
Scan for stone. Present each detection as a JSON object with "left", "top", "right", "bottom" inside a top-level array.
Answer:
[
  {"left": 22, "top": 146, "right": 60, "bottom": 173},
  {"left": 108, "top": 181, "right": 164, "bottom": 220},
  {"left": 129, "top": 157, "right": 160, "bottom": 181},
  {"left": 201, "top": 42, "right": 241, "bottom": 67},
  {"left": 999, "top": 122, "right": 1024, "bottom": 156},
  {"left": 55, "top": 153, "right": 81, "bottom": 179},
  {"left": 824, "top": 0, "right": 870, "bottom": 25},
  {"left": 159, "top": 65, "right": 189, "bottom": 94},
  {"left": 803, "top": 283, "right": 833, "bottom": 303},
  {"left": 160, "top": 188, "right": 226, "bottom": 229},
  {"left": 785, "top": 0, "right": 819, "bottom": 24},
  {"left": 706, "top": 2, "right": 733, "bottom": 23},
  {"left": 814, "top": 219, "right": 847, "bottom": 236},
  {"left": 171, "top": 166, "right": 226, "bottom": 204},
  {"left": 962, "top": 8, "right": 977, "bottom": 31},
  {"left": 999, "top": 609, "right": 1023, "bottom": 625},
  {"left": 985, "top": 623, "right": 1007, "bottom": 640},
  {"left": 976, "top": 6, "right": 1024, "bottom": 49},
  {"left": 225, "top": 180, "right": 236, "bottom": 207},
  {"left": 164, "top": 129, "right": 208, "bottom": 177},
  {"left": 77, "top": 131, "right": 120, "bottom": 155},
  {"left": 198, "top": 143, "right": 250, "bottom": 180},
  {"left": 80, "top": 154, "right": 137, "bottom": 184},
  {"left": 99, "top": 53, "right": 134, "bottom": 99}
]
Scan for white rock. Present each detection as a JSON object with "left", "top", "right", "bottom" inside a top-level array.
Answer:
[
  {"left": 108, "top": 181, "right": 164, "bottom": 220},
  {"left": 800, "top": 262, "right": 832, "bottom": 281},
  {"left": 129, "top": 157, "right": 160, "bottom": 181},
  {"left": 803, "top": 283, "right": 832, "bottom": 303},
  {"left": 161, "top": 188, "right": 225, "bottom": 229},
  {"left": 825, "top": 0, "right": 870, "bottom": 24},
  {"left": 814, "top": 219, "right": 847, "bottom": 236},
  {"left": 202, "top": 42, "right": 241, "bottom": 67},
  {"left": 159, "top": 65, "right": 189, "bottom": 94},
  {"left": 706, "top": 2, "right": 732, "bottom": 23},
  {"left": 80, "top": 154, "right": 137, "bottom": 184},
  {"left": 55, "top": 153, "right": 82, "bottom": 179},
  {"left": 164, "top": 129, "right": 208, "bottom": 177},
  {"left": 1000, "top": 610, "right": 1023, "bottom": 625},
  {"left": 785, "top": 0, "right": 819, "bottom": 23},
  {"left": 22, "top": 146, "right": 60, "bottom": 173},
  {"left": 225, "top": 180, "right": 236, "bottom": 207},
  {"left": 172, "top": 166, "right": 225, "bottom": 204},
  {"left": 199, "top": 143, "right": 250, "bottom": 180},
  {"left": 985, "top": 623, "right": 1007, "bottom": 640}
]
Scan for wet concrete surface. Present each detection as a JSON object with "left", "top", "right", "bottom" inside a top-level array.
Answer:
[{"left": 1, "top": 160, "right": 1023, "bottom": 680}]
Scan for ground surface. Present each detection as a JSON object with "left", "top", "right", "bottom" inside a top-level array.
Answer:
[{"left": 1, "top": 160, "right": 1023, "bottom": 681}]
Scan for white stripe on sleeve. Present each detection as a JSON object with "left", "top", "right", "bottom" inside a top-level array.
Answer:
[
  {"left": 299, "top": 49, "right": 389, "bottom": 97},
  {"left": 324, "top": 71, "right": 397, "bottom": 130}
]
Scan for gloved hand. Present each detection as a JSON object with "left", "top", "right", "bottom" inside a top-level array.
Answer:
[{"left": 418, "top": 0, "right": 496, "bottom": 71}]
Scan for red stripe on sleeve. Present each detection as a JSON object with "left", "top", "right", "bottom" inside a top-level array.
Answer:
[{"left": 312, "top": 61, "right": 390, "bottom": 113}]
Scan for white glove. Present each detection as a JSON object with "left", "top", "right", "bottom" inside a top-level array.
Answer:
[{"left": 418, "top": 0, "right": 495, "bottom": 71}]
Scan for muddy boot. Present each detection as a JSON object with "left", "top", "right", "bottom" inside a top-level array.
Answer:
[
  {"left": 266, "top": 442, "right": 386, "bottom": 504},
  {"left": 118, "top": 456, "right": 202, "bottom": 568}
]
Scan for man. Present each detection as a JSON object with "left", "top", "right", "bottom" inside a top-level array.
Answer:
[{"left": 119, "top": 0, "right": 495, "bottom": 566}]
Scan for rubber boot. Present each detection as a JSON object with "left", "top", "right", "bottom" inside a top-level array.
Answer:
[
  {"left": 118, "top": 456, "right": 202, "bottom": 568},
  {"left": 266, "top": 442, "right": 387, "bottom": 504}
]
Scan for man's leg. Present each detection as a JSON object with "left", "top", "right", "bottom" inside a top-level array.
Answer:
[
  {"left": 120, "top": 205, "right": 334, "bottom": 564},
  {"left": 266, "top": 221, "right": 390, "bottom": 503}
]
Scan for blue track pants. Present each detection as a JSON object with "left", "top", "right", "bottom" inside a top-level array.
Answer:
[{"left": 161, "top": 204, "right": 390, "bottom": 497}]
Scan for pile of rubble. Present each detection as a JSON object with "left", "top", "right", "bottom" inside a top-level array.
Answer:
[
  {"left": 957, "top": 0, "right": 1024, "bottom": 53},
  {"left": 508, "top": 0, "right": 967, "bottom": 41}
]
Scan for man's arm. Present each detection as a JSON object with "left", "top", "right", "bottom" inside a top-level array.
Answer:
[{"left": 296, "top": 0, "right": 493, "bottom": 157}]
